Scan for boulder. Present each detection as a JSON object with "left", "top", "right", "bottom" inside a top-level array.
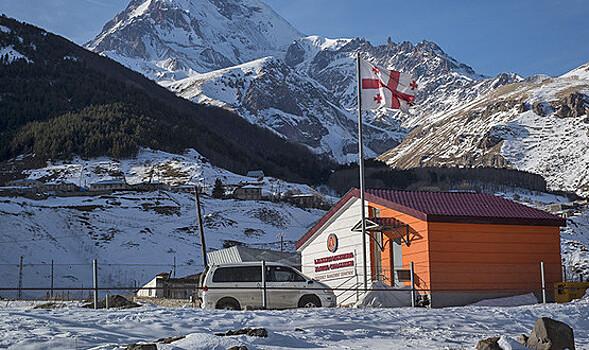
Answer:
[
  {"left": 215, "top": 328, "right": 268, "bottom": 338},
  {"left": 227, "top": 347, "right": 248, "bottom": 350},
  {"left": 82, "top": 295, "right": 140, "bottom": 309},
  {"left": 125, "top": 344, "right": 157, "bottom": 350},
  {"left": 476, "top": 336, "right": 502, "bottom": 350},
  {"left": 156, "top": 335, "right": 186, "bottom": 344},
  {"left": 525, "top": 317, "right": 575, "bottom": 350}
]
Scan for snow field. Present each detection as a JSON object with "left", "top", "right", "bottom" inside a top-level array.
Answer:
[{"left": 0, "top": 298, "right": 588, "bottom": 349}]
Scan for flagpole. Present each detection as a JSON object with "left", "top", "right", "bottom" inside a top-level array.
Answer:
[{"left": 356, "top": 52, "right": 368, "bottom": 293}]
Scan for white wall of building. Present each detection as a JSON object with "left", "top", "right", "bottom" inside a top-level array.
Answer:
[{"left": 298, "top": 197, "right": 373, "bottom": 306}]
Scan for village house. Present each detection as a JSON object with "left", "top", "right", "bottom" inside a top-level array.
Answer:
[
  {"left": 43, "top": 181, "right": 79, "bottom": 192},
  {"left": 286, "top": 192, "right": 330, "bottom": 209},
  {"left": 5, "top": 178, "right": 44, "bottom": 188},
  {"left": 296, "top": 188, "right": 566, "bottom": 307},
  {"left": 132, "top": 181, "right": 169, "bottom": 191},
  {"left": 89, "top": 179, "right": 131, "bottom": 191},
  {"left": 246, "top": 170, "right": 265, "bottom": 180},
  {"left": 233, "top": 185, "right": 262, "bottom": 200},
  {"left": 136, "top": 272, "right": 199, "bottom": 299}
]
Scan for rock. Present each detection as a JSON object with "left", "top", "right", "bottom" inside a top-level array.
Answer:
[
  {"left": 227, "top": 347, "right": 248, "bottom": 350},
  {"left": 476, "top": 336, "right": 502, "bottom": 350},
  {"left": 82, "top": 295, "right": 141, "bottom": 309},
  {"left": 215, "top": 328, "right": 268, "bottom": 338},
  {"left": 33, "top": 302, "right": 66, "bottom": 309},
  {"left": 517, "top": 334, "right": 529, "bottom": 345},
  {"left": 294, "top": 328, "right": 305, "bottom": 332},
  {"left": 525, "top": 317, "right": 575, "bottom": 350},
  {"left": 125, "top": 344, "right": 157, "bottom": 350},
  {"left": 156, "top": 335, "right": 186, "bottom": 344}
]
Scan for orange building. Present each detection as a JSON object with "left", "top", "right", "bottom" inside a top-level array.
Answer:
[{"left": 296, "top": 189, "right": 566, "bottom": 307}]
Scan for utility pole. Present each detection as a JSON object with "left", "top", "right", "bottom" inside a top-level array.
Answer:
[
  {"left": 18, "top": 256, "right": 23, "bottom": 299},
  {"left": 277, "top": 233, "right": 286, "bottom": 253},
  {"left": 173, "top": 256, "right": 176, "bottom": 278},
  {"left": 92, "top": 259, "right": 98, "bottom": 309},
  {"left": 195, "top": 186, "right": 208, "bottom": 268}
]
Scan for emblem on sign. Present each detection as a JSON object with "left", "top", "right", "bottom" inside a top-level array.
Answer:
[{"left": 327, "top": 233, "right": 338, "bottom": 253}]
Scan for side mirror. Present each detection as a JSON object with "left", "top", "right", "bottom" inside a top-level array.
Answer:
[{"left": 307, "top": 280, "right": 314, "bottom": 285}]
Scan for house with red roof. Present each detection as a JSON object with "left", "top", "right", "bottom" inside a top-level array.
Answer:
[{"left": 296, "top": 188, "right": 566, "bottom": 307}]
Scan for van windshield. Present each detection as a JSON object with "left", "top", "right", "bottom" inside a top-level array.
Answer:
[{"left": 212, "top": 266, "right": 262, "bottom": 282}]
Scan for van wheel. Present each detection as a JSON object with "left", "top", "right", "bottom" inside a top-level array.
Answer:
[
  {"left": 216, "top": 297, "right": 240, "bottom": 310},
  {"left": 298, "top": 295, "right": 321, "bottom": 308}
]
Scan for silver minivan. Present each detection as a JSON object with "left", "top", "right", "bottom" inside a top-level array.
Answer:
[{"left": 200, "top": 262, "right": 336, "bottom": 310}]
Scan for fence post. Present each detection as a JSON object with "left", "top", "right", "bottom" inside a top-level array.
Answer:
[
  {"left": 18, "top": 256, "right": 23, "bottom": 299},
  {"left": 93, "top": 259, "right": 98, "bottom": 309},
  {"left": 410, "top": 262, "right": 415, "bottom": 307},
  {"left": 540, "top": 261, "right": 546, "bottom": 304},
  {"left": 105, "top": 294, "right": 110, "bottom": 310},
  {"left": 261, "top": 260, "right": 267, "bottom": 310},
  {"left": 50, "top": 260, "right": 54, "bottom": 300}
]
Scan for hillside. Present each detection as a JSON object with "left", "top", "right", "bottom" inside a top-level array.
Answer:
[
  {"left": 378, "top": 63, "right": 589, "bottom": 197},
  {"left": 0, "top": 148, "right": 326, "bottom": 298},
  {"left": 0, "top": 15, "right": 332, "bottom": 184}
]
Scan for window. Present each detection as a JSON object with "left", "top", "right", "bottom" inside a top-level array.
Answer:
[
  {"left": 267, "top": 266, "right": 306, "bottom": 282},
  {"left": 212, "top": 266, "right": 262, "bottom": 282}
]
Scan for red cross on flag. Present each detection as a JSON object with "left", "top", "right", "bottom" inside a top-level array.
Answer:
[{"left": 359, "top": 58, "right": 417, "bottom": 112}]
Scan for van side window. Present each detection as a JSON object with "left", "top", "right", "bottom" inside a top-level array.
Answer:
[
  {"left": 268, "top": 266, "right": 306, "bottom": 282},
  {"left": 212, "top": 266, "right": 262, "bottom": 282}
]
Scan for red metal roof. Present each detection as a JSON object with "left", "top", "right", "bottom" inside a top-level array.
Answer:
[{"left": 295, "top": 188, "right": 566, "bottom": 250}]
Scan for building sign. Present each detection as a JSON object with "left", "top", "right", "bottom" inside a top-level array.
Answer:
[
  {"left": 314, "top": 252, "right": 354, "bottom": 273},
  {"left": 327, "top": 233, "right": 338, "bottom": 252}
]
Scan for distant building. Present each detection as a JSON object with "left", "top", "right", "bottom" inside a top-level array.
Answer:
[
  {"left": 548, "top": 203, "right": 575, "bottom": 212},
  {"left": 89, "top": 179, "right": 130, "bottom": 191},
  {"left": 132, "top": 181, "right": 169, "bottom": 191},
  {"left": 5, "top": 179, "right": 44, "bottom": 188},
  {"left": 207, "top": 246, "right": 301, "bottom": 270},
  {"left": 246, "top": 170, "right": 264, "bottom": 180},
  {"left": 171, "top": 184, "right": 197, "bottom": 193},
  {"left": 136, "top": 272, "right": 199, "bottom": 299},
  {"left": 233, "top": 185, "right": 262, "bottom": 200},
  {"left": 286, "top": 193, "right": 329, "bottom": 209},
  {"left": 43, "top": 181, "right": 79, "bottom": 192}
]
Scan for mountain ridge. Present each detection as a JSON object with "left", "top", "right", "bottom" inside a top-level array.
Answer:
[{"left": 0, "top": 15, "right": 331, "bottom": 184}]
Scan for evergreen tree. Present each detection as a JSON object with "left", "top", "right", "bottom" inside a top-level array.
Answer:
[{"left": 212, "top": 178, "right": 225, "bottom": 199}]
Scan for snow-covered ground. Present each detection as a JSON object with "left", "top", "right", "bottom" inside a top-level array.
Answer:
[{"left": 0, "top": 297, "right": 588, "bottom": 349}]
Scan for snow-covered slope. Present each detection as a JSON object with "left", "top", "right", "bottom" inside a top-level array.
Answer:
[
  {"left": 378, "top": 63, "right": 589, "bottom": 197},
  {"left": 85, "top": 0, "right": 303, "bottom": 81},
  {"left": 0, "top": 149, "right": 326, "bottom": 298}
]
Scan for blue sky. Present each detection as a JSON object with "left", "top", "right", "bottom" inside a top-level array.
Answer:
[{"left": 2, "top": 0, "right": 588, "bottom": 77}]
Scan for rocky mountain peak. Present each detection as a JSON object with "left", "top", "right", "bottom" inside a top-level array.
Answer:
[{"left": 86, "top": 0, "right": 303, "bottom": 79}]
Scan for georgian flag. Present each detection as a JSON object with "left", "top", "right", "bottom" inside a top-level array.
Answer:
[{"left": 360, "top": 58, "right": 417, "bottom": 112}]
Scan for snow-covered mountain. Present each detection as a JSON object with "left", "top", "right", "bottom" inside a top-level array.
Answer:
[
  {"left": 86, "top": 0, "right": 303, "bottom": 81},
  {"left": 378, "top": 63, "right": 589, "bottom": 197},
  {"left": 85, "top": 0, "right": 589, "bottom": 197},
  {"left": 87, "top": 0, "right": 523, "bottom": 163}
]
